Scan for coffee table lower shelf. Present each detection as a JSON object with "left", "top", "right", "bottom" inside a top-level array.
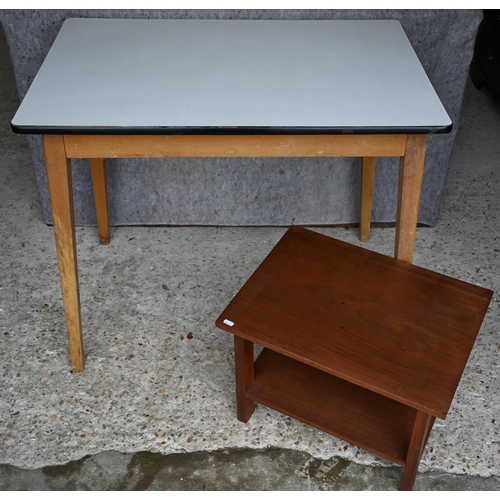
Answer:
[{"left": 247, "top": 347, "right": 419, "bottom": 467}]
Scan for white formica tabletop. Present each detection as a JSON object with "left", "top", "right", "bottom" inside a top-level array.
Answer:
[{"left": 11, "top": 18, "right": 452, "bottom": 135}]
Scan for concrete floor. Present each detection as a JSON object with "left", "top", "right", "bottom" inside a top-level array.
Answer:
[{"left": 1, "top": 23, "right": 500, "bottom": 490}]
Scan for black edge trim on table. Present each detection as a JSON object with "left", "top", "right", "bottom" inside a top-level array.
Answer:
[{"left": 11, "top": 123, "right": 453, "bottom": 135}]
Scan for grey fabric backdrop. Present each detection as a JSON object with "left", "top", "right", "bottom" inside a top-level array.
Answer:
[{"left": 0, "top": 9, "right": 483, "bottom": 227}]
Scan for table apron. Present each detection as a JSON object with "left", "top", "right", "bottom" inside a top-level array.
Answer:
[{"left": 62, "top": 134, "right": 408, "bottom": 159}]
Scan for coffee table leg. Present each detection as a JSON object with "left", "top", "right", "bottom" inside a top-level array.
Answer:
[
  {"left": 400, "top": 410, "right": 434, "bottom": 490},
  {"left": 395, "top": 134, "right": 427, "bottom": 263},
  {"left": 43, "top": 135, "right": 85, "bottom": 372},
  {"left": 360, "top": 157, "right": 376, "bottom": 242},
  {"left": 90, "top": 158, "right": 110, "bottom": 244},
  {"left": 234, "top": 336, "right": 255, "bottom": 422}
]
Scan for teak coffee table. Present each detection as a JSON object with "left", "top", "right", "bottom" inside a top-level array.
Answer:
[
  {"left": 216, "top": 226, "right": 492, "bottom": 490},
  {"left": 11, "top": 18, "right": 452, "bottom": 371}
]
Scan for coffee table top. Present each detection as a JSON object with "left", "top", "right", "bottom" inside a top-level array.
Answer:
[
  {"left": 12, "top": 18, "right": 452, "bottom": 135},
  {"left": 216, "top": 227, "right": 492, "bottom": 418}
]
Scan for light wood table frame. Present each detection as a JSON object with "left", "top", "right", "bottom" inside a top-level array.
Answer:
[
  {"left": 13, "top": 18, "right": 450, "bottom": 372},
  {"left": 43, "top": 132, "right": 426, "bottom": 372}
]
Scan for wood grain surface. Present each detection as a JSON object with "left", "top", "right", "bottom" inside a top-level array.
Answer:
[{"left": 216, "top": 226, "right": 493, "bottom": 418}]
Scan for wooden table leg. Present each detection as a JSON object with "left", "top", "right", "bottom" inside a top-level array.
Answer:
[
  {"left": 234, "top": 336, "right": 255, "bottom": 422},
  {"left": 400, "top": 410, "right": 434, "bottom": 490},
  {"left": 43, "top": 135, "right": 85, "bottom": 372},
  {"left": 360, "top": 157, "right": 376, "bottom": 242},
  {"left": 424, "top": 416, "right": 436, "bottom": 446},
  {"left": 90, "top": 158, "right": 110, "bottom": 244},
  {"left": 395, "top": 134, "right": 427, "bottom": 263}
]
